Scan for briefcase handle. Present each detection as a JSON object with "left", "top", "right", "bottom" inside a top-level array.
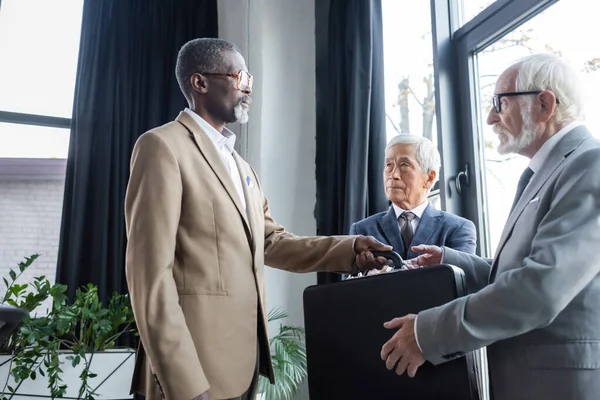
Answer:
[{"left": 372, "top": 251, "right": 404, "bottom": 269}]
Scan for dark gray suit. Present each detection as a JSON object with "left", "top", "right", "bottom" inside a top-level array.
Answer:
[
  {"left": 350, "top": 203, "right": 476, "bottom": 258},
  {"left": 416, "top": 126, "right": 600, "bottom": 400}
]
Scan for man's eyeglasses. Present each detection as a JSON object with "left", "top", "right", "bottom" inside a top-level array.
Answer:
[
  {"left": 492, "top": 90, "right": 560, "bottom": 114},
  {"left": 200, "top": 70, "right": 253, "bottom": 92}
]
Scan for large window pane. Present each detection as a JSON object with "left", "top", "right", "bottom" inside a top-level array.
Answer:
[
  {"left": 0, "top": 122, "right": 70, "bottom": 158},
  {"left": 382, "top": 0, "right": 437, "bottom": 147},
  {"left": 474, "top": 0, "right": 600, "bottom": 255},
  {"left": 0, "top": 0, "right": 84, "bottom": 118},
  {"left": 382, "top": 0, "right": 440, "bottom": 207}
]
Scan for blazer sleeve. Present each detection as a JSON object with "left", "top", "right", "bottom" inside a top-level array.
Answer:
[
  {"left": 417, "top": 149, "right": 600, "bottom": 365},
  {"left": 248, "top": 168, "right": 357, "bottom": 273},
  {"left": 125, "top": 132, "right": 208, "bottom": 400},
  {"left": 442, "top": 247, "right": 491, "bottom": 294},
  {"left": 447, "top": 219, "right": 477, "bottom": 254}
]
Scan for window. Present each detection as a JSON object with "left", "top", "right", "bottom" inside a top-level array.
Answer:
[
  {"left": 0, "top": 123, "right": 70, "bottom": 159},
  {"left": 382, "top": 0, "right": 437, "bottom": 146},
  {"left": 473, "top": 0, "right": 600, "bottom": 254},
  {"left": 0, "top": 0, "right": 83, "bottom": 158},
  {"left": 0, "top": 0, "right": 83, "bottom": 314},
  {"left": 382, "top": 0, "right": 440, "bottom": 207}
]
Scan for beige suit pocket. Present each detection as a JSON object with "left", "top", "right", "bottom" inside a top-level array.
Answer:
[{"left": 526, "top": 341, "right": 600, "bottom": 369}]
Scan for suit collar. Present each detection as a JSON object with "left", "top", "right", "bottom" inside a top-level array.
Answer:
[
  {"left": 176, "top": 112, "right": 251, "bottom": 234},
  {"left": 491, "top": 125, "right": 591, "bottom": 279},
  {"left": 391, "top": 200, "right": 429, "bottom": 219},
  {"left": 378, "top": 204, "right": 441, "bottom": 259},
  {"left": 183, "top": 108, "right": 237, "bottom": 153},
  {"left": 379, "top": 207, "right": 405, "bottom": 256},
  {"left": 528, "top": 121, "right": 583, "bottom": 174}
]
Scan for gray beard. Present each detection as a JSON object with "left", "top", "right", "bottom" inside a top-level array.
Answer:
[
  {"left": 496, "top": 111, "right": 537, "bottom": 155},
  {"left": 234, "top": 103, "right": 249, "bottom": 124}
]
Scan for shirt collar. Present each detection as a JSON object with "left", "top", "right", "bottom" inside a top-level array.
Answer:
[
  {"left": 392, "top": 200, "right": 429, "bottom": 220},
  {"left": 184, "top": 108, "right": 237, "bottom": 154},
  {"left": 529, "top": 121, "right": 582, "bottom": 173}
]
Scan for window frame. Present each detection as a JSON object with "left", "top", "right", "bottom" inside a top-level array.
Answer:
[{"left": 435, "top": 0, "right": 560, "bottom": 256}]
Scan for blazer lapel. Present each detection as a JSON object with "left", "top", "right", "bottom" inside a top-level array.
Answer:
[
  {"left": 491, "top": 126, "right": 591, "bottom": 280},
  {"left": 408, "top": 204, "right": 441, "bottom": 259},
  {"left": 233, "top": 153, "right": 261, "bottom": 245},
  {"left": 176, "top": 112, "right": 251, "bottom": 231},
  {"left": 378, "top": 207, "right": 405, "bottom": 256}
]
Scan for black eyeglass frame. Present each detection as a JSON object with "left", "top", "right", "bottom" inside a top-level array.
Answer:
[{"left": 492, "top": 90, "right": 560, "bottom": 113}]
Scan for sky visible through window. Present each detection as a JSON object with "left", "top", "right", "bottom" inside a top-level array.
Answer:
[{"left": 0, "top": 0, "right": 83, "bottom": 158}]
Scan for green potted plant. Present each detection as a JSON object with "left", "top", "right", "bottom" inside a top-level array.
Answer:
[
  {"left": 257, "top": 307, "right": 308, "bottom": 400},
  {"left": 0, "top": 255, "right": 137, "bottom": 400}
]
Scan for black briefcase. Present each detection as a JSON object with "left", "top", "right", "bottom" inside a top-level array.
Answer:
[{"left": 303, "top": 265, "right": 481, "bottom": 400}]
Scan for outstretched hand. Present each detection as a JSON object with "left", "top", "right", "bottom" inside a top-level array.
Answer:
[
  {"left": 381, "top": 314, "right": 425, "bottom": 377},
  {"left": 403, "top": 245, "right": 443, "bottom": 269},
  {"left": 353, "top": 236, "right": 393, "bottom": 271}
]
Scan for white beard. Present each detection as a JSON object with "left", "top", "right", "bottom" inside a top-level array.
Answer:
[
  {"left": 495, "top": 109, "right": 537, "bottom": 155},
  {"left": 234, "top": 103, "right": 249, "bottom": 124}
]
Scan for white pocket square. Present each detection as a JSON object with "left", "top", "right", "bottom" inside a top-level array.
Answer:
[{"left": 528, "top": 197, "right": 539, "bottom": 204}]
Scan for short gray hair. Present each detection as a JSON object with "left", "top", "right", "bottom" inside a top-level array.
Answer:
[
  {"left": 513, "top": 53, "right": 586, "bottom": 125},
  {"left": 175, "top": 38, "right": 240, "bottom": 101},
  {"left": 385, "top": 134, "right": 441, "bottom": 179}
]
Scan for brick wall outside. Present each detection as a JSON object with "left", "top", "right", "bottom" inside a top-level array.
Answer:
[{"left": 0, "top": 177, "right": 65, "bottom": 315}]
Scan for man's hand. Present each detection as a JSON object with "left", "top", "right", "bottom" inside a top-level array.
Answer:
[
  {"left": 193, "top": 392, "right": 209, "bottom": 400},
  {"left": 380, "top": 314, "right": 425, "bottom": 377},
  {"left": 353, "top": 236, "right": 393, "bottom": 271},
  {"left": 403, "top": 245, "right": 443, "bottom": 269}
]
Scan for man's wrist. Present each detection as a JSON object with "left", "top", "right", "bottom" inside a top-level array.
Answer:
[
  {"left": 352, "top": 236, "right": 363, "bottom": 255},
  {"left": 414, "top": 315, "right": 423, "bottom": 353}
]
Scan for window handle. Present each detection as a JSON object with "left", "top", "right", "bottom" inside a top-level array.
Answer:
[{"left": 448, "top": 163, "right": 470, "bottom": 196}]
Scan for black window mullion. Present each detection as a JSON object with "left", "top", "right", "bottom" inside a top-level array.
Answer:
[{"left": 0, "top": 111, "right": 71, "bottom": 129}]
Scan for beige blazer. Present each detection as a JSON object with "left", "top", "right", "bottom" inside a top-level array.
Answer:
[{"left": 125, "top": 111, "right": 355, "bottom": 400}]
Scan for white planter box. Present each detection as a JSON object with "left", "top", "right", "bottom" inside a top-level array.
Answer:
[{"left": 0, "top": 349, "right": 135, "bottom": 399}]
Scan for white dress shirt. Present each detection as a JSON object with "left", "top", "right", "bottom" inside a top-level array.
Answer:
[
  {"left": 184, "top": 108, "right": 246, "bottom": 212},
  {"left": 528, "top": 121, "right": 582, "bottom": 173},
  {"left": 414, "top": 121, "right": 583, "bottom": 353},
  {"left": 392, "top": 200, "right": 429, "bottom": 234}
]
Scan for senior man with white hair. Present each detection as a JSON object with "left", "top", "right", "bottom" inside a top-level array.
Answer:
[
  {"left": 380, "top": 53, "right": 600, "bottom": 400},
  {"left": 350, "top": 134, "right": 476, "bottom": 264}
]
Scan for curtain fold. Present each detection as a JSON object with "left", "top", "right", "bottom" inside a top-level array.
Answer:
[
  {"left": 315, "top": 0, "right": 388, "bottom": 284},
  {"left": 56, "top": 0, "right": 218, "bottom": 303}
]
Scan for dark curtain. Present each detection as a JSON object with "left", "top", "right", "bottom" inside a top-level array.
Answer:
[
  {"left": 315, "top": 0, "right": 388, "bottom": 285},
  {"left": 56, "top": 0, "right": 218, "bottom": 303}
]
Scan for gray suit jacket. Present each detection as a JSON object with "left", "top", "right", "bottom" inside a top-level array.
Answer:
[{"left": 416, "top": 126, "right": 600, "bottom": 400}]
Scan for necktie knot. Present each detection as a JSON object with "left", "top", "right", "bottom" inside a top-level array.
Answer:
[{"left": 400, "top": 211, "right": 415, "bottom": 222}]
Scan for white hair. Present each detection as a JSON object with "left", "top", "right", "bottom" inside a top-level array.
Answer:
[
  {"left": 385, "top": 134, "right": 441, "bottom": 178},
  {"left": 513, "top": 53, "right": 586, "bottom": 125}
]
